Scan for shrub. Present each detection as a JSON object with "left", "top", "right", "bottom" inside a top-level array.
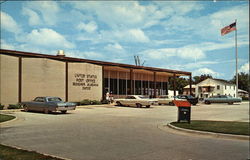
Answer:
[
  {"left": 101, "top": 99, "right": 109, "bottom": 104},
  {"left": 242, "top": 96, "right": 249, "bottom": 101},
  {"left": 80, "top": 99, "right": 92, "bottom": 105},
  {"left": 0, "top": 104, "right": 4, "bottom": 110},
  {"left": 91, "top": 100, "right": 102, "bottom": 105},
  {"left": 8, "top": 104, "right": 22, "bottom": 109}
]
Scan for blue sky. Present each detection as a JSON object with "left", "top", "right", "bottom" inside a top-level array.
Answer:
[{"left": 1, "top": 1, "right": 249, "bottom": 80}]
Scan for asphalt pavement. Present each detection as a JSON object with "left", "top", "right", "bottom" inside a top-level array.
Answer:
[{"left": 0, "top": 102, "right": 249, "bottom": 160}]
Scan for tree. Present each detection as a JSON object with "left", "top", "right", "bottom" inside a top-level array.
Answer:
[
  {"left": 230, "top": 72, "right": 249, "bottom": 92},
  {"left": 168, "top": 77, "right": 189, "bottom": 94},
  {"left": 193, "top": 74, "right": 213, "bottom": 84}
]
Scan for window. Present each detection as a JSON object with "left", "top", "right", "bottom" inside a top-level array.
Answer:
[
  {"left": 48, "top": 97, "right": 62, "bottom": 102},
  {"left": 217, "top": 85, "right": 220, "bottom": 90},
  {"left": 34, "top": 97, "right": 45, "bottom": 102}
]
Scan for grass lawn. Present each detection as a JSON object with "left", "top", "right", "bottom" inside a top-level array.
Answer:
[
  {"left": 171, "top": 120, "right": 249, "bottom": 136},
  {"left": 0, "top": 114, "right": 15, "bottom": 123},
  {"left": 0, "top": 144, "right": 63, "bottom": 160}
]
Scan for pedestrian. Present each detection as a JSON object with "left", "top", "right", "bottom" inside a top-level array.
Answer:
[
  {"left": 106, "top": 91, "right": 110, "bottom": 103},
  {"left": 110, "top": 91, "right": 114, "bottom": 103}
]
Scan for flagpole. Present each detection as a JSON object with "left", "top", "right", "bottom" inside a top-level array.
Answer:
[{"left": 235, "top": 19, "right": 238, "bottom": 97}]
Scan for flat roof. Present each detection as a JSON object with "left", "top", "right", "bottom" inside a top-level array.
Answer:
[{"left": 0, "top": 49, "right": 191, "bottom": 76}]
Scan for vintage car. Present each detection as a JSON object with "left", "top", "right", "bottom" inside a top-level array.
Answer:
[
  {"left": 21, "top": 97, "right": 76, "bottom": 114},
  {"left": 157, "top": 95, "right": 175, "bottom": 105},
  {"left": 176, "top": 95, "right": 198, "bottom": 105},
  {"left": 204, "top": 95, "right": 242, "bottom": 105},
  {"left": 114, "top": 95, "right": 154, "bottom": 108}
]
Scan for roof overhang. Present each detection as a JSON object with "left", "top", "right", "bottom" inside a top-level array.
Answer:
[{"left": 0, "top": 49, "right": 191, "bottom": 77}]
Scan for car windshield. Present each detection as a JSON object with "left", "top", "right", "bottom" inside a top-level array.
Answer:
[
  {"left": 186, "top": 95, "right": 194, "bottom": 98},
  {"left": 47, "top": 97, "right": 62, "bottom": 102}
]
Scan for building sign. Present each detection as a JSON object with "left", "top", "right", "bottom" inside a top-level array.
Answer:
[{"left": 72, "top": 73, "right": 99, "bottom": 90}]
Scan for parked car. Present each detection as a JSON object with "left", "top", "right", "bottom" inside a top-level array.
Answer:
[
  {"left": 21, "top": 97, "right": 76, "bottom": 114},
  {"left": 114, "top": 95, "right": 154, "bottom": 108},
  {"left": 176, "top": 95, "right": 198, "bottom": 105},
  {"left": 157, "top": 95, "right": 175, "bottom": 105},
  {"left": 204, "top": 95, "right": 242, "bottom": 105}
]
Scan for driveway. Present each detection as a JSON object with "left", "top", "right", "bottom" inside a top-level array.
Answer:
[{"left": 0, "top": 102, "right": 249, "bottom": 160}]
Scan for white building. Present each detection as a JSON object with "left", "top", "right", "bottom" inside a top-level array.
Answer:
[
  {"left": 168, "top": 90, "right": 179, "bottom": 97},
  {"left": 183, "top": 85, "right": 196, "bottom": 95},
  {"left": 195, "top": 78, "right": 236, "bottom": 98}
]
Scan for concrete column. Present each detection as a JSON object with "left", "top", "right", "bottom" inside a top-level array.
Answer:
[
  {"left": 154, "top": 72, "right": 156, "bottom": 98},
  {"left": 18, "top": 57, "right": 22, "bottom": 103},
  {"left": 65, "top": 61, "right": 68, "bottom": 101},
  {"left": 130, "top": 69, "right": 133, "bottom": 95},
  {"left": 173, "top": 73, "right": 176, "bottom": 97}
]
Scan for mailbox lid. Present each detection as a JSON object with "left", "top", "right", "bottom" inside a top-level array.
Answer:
[{"left": 173, "top": 100, "right": 191, "bottom": 107}]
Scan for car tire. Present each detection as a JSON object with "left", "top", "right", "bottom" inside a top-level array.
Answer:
[
  {"left": 158, "top": 103, "right": 162, "bottom": 105},
  {"left": 44, "top": 108, "right": 49, "bottom": 114},
  {"left": 136, "top": 103, "right": 142, "bottom": 108},
  {"left": 205, "top": 101, "right": 211, "bottom": 104},
  {"left": 61, "top": 110, "right": 67, "bottom": 114},
  {"left": 146, "top": 105, "right": 150, "bottom": 108},
  {"left": 169, "top": 102, "right": 174, "bottom": 106},
  {"left": 228, "top": 102, "right": 233, "bottom": 105},
  {"left": 116, "top": 101, "right": 122, "bottom": 106},
  {"left": 23, "top": 105, "right": 29, "bottom": 112}
]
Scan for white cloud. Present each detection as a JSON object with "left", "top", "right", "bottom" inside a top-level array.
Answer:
[
  {"left": 105, "top": 43, "right": 124, "bottom": 51},
  {"left": 193, "top": 68, "right": 221, "bottom": 77},
  {"left": 128, "top": 29, "right": 150, "bottom": 42},
  {"left": 141, "top": 46, "right": 205, "bottom": 60},
  {"left": 67, "top": 50, "right": 103, "bottom": 60},
  {"left": 18, "top": 28, "right": 75, "bottom": 49},
  {"left": 161, "top": 3, "right": 249, "bottom": 41},
  {"left": 140, "top": 48, "right": 176, "bottom": 59},
  {"left": 177, "top": 47, "right": 205, "bottom": 60},
  {"left": 77, "top": 21, "right": 98, "bottom": 33},
  {"left": 22, "top": 8, "right": 41, "bottom": 26},
  {"left": 239, "top": 62, "right": 249, "bottom": 73},
  {"left": 71, "top": 1, "right": 165, "bottom": 29},
  {"left": 154, "top": 1, "right": 204, "bottom": 16},
  {"left": 0, "top": 39, "right": 16, "bottom": 50},
  {"left": 0, "top": 11, "right": 21, "bottom": 34},
  {"left": 101, "top": 28, "right": 150, "bottom": 43},
  {"left": 23, "top": 1, "right": 60, "bottom": 25}
]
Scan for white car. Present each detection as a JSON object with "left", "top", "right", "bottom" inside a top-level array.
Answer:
[
  {"left": 115, "top": 95, "right": 154, "bottom": 108},
  {"left": 157, "top": 95, "right": 175, "bottom": 106}
]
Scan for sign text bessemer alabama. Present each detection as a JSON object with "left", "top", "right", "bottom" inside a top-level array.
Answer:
[{"left": 72, "top": 73, "right": 99, "bottom": 90}]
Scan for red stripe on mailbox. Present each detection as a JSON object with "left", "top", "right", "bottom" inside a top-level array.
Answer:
[{"left": 173, "top": 100, "right": 191, "bottom": 107}]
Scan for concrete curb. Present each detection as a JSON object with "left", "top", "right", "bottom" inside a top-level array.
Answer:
[
  {"left": 0, "top": 116, "right": 17, "bottom": 126},
  {"left": 167, "top": 123, "right": 249, "bottom": 141},
  {"left": 1, "top": 143, "right": 72, "bottom": 160},
  {"left": 77, "top": 104, "right": 115, "bottom": 108},
  {"left": 0, "top": 109, "right": 22, "bottom": 112}
]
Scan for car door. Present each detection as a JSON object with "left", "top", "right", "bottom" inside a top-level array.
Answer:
[
  {"left": 215, "top": 96, "right": 223, "bottom": 103},
  {"left": 33, "top": 97, "right": 46, "bottom": 111},
  {"left": 129, "top": 96, "right": 137, "bottom": 107}
]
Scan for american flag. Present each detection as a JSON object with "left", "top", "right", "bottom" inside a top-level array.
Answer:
[{"left": 221, "top": 22, "right": 236, "bottom": 36}]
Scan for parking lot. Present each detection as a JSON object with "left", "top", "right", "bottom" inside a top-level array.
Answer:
[{"left": 0, "top": 102, "right": 249, "bottom": 160}]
